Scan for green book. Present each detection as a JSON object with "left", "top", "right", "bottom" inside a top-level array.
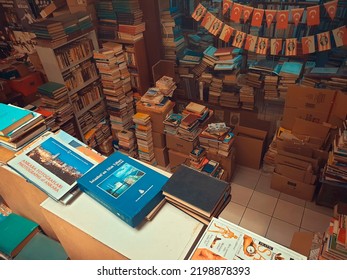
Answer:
[
  {"left": 14, "top": 232, "right": 68, "bottom": 260},
  {"left": 0, "top": 213, "right": 39, "bottom": 258}
]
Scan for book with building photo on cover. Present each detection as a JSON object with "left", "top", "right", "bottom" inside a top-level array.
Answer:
[
  {"left": 7, "top": 132, "right": 98, "bottom": 203},
  {"left": 77, "top": 151, "right": 169, "bottom": 228}
]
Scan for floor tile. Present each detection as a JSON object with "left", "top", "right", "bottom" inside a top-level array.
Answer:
[
  {"left": 255, "top": 173, "right": 280, "bottom": 198},
  {"left": 305, "top": 201, "right": 333, "bottom": 217},
  {"left": 230, "top": 183, "right": 254, "bottom": 207},
  {"left": 239, "top": 208, "right": 271, "bottom": 236},
  {"left": 301, "top": 209, "right": 331, "bottom": 233},
  {"left": 266, "top": 218, "right": 299, "bottom": 248},
  {"left": 219, "top": 202, "right": 246, "bottom": 225},
  {"left": 231, "top": 166, "right": 261, "bottom": 190},
  {"left": 273, "top": 200, "right": 304, "bottom": 226},
  {"left": 279, "top": 193, "right": 306, "bottom": 207},
  {"left": 247, "top": 191, "right": 278, "bottom": 216}
]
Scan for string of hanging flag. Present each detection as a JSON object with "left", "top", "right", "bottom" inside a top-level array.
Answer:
[{"left": 192, "top": 1, "right": 347, "bottom": 56}]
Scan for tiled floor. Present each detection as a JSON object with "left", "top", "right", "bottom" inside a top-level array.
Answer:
[{"left": 219, "top": 165, "right": 333, "bottom": 248}]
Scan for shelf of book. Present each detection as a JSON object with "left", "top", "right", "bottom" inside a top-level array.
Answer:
[
  {"left": 60, "top": 53, "right": 93, "bottom": 73},
  {"left": 75, "top": 96, "right": 105, "bottom": 118},
  {"left": 68, "top": 76, "right": 100, "bottom": 97}
]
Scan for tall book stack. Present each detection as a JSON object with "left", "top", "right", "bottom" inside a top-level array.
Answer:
[
  {"left": 37, "top": 82, "right": 75, "bottom": 136},
  {"left": 219, "top": 84, "right": 240, "bottom": 109},
  {"left": 239, "top": 85, "right": 255, "bottom": 111},
  {"left": 132, "top": 113, "right": 155, "bottom": 165},
  {"left": 264, "top": 75, "right": 280, "bottom": 100},
  {"left": 113, "top": 0, "right": 143, "bottom": 25},
  {"left": 115, "top": 129, "right": 137, "bottom": 157},
  {"left": 278, "top": 62, "right": 303, "bottom": 100},
  {"left": 95, "top": 0, "right": 118, "bottom": 40},
  {"left": 208, "top": 77, "right": 223, "bottom": 105}
]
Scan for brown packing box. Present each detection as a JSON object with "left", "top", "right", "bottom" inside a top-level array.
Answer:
[
  {"left": 166, "top": 133, "right": 198, "bottom": 154},
  {"left": 292, "top": 118, "right": 331, "bottom": 141},
  {"left": 152, "top": 131, "right": 166, "bottom": 148},
  {"left": 154, "top": 147, "right": 169, "bottom": 168},
  {"left": 207, "top": 148, "right": 236, "bottom": 182},
  {"left": 271, "top": 172, "right": 316, "bottom": 201},
  {"left": 136, "top": 101, "right": 175, "bottom": 133},
  {"left": 234, "top": 125, "right": 267, "bottom": 169},
  {"left": 68, "top": 4, "right": 97, "bottom": 21},
  {"left": 329, "top": 91, "right": 347, "bottom": 127},
  {"left": 290, "top": 232, "right": 314, "bottom": 258},
  {"left": 168, "top": 149, "right": 190, "bottom": 173},
  {"left": 282, "top": 107, "right": 330, "bottom": 130},
  {"left": 275, "top": 163, "right": 316, "bottom": 185}
]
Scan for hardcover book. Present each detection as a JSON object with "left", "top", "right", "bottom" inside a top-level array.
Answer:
[{"left": 77, "top": 151, "right": 169, "bottom": 228}]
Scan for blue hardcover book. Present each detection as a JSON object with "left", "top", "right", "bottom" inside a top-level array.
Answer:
[{"left": 77, "top": 152, "right": 169, "bottom": 228}]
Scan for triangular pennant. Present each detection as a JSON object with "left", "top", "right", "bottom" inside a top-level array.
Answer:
[
  {"left": 324, "top": 0, "right": 338, "bottom": 21},
  {"left": 307, "top": 5, "right": 320, "bottom": 26},
  {"left": 222, "top": 0, "right": 233, "bottom": 15},
  {"left": 192, "top": 3, "right": 207, "bottom": 21},
  {"left": 291, "top": 8, "right": 304, "bottom": 26},
  {"left": 242, "top": 6, "right": 254, "bottom": 22},
  {"left": 219, "top": 25, "right": 234, "bottom": 43},
  {"left": 285, "top": 38, "right": 297, "bottom": 56},
  {"left": 256, "top": 37, "right": 269, "bottom": 55},
  {"left": 232, "top": 31, "right": 246, "bottom": 48},
  {"left": 270, "top": 39, "right": 283, "bottom": 55},
  {"left": 265, "top": 10, "right": 277, "bottom": 28},
  {"left": 277, "top": 10, "right": 289, "bottom": 29},
  {"left": 200, "top": 12, "right": 215, "bottom": 30},
  {"left": 317, "top": 31, "right": 331, "bottom": 51},
  {"left": 208, "top": 18, "right": 224, "bottom": 36},
  {"left": 230, "top": 3, "right": 242, "bottom": 23},
  {"left": 244, "top": 34, "right": 257, "bottom": 52},
  {"left": 251, "top": 8, "right": 264, "bottom": 27},
  {"left": 332, "top": 26, "right": 347, "bottom": 47},
  {"left": 302, "top": 36, "right": 315, "bottom": 54}
]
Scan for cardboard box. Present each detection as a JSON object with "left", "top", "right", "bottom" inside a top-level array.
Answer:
[
  {"left": 68, "top": 4, "right": 97, "bottom": 21},
  {"left": 234, "top": 125, "right": 267, "bottom": 169},
  {"left": 152, "top": 131, "right": 166, "bottom": 148},
  {"left": 271, "top": 172, "right": 316, "bottom": 201},
  {"left": 207, "top": 148, "right": 236, "bottom": 182},
  {"left": 275, "top": 163, "right": 316, "bottom": 185},
  {"left": 168, "top": 149, "right": 190, "bottom": 173},
  {"left": 282, "top": 107, "right": 330, "bottom": 130},
  {"left": 154, "top": 147, "right": 169, "bottom": 168},
  {"left": 329, "top": 91, "right": 347, "bottom": 127},
  {"left": 166, "top": 133, "right": 198, "bottom": 154},
  {"left": 292, "top": 118, "right": 331, "bottom": 140},
  {"left": 290, "top": 232, "right": 314, "bottom": 258},
  {"left": 9, "top": 72, "right": 43, "bottom": 97}
]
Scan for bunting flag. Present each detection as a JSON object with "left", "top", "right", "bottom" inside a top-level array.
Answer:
[
  {"left": 242, "top": 6, "right": 254, "bottom": 22},
  {"left": 192, "top": 3, "right": 207, "bottom": 21},
  {"left": 230, "top": 3, "right": 243, "bottom": 23},
  {"left": 200, "top": 12, "right": 215, "bottom": 30},
  {"left": 208, "top": 17, "right": 224, "bottom": 36},
  {"left": 222, "top": 0, "right": 233, "bottom": 15},
  {"left": 256, "top": 37, "right": 269, "bottom": 55},
  {"left": 291, "top": 8, "right": 304, "bottom": 26},
  {"left": 324, "top": 0, "right": 338, "bottom": 21},
  {"left": 307, "top": 5, "right": 320, "bottom": 26},
  {"left": 244, "top": 34, "right": 257, "bottom": 52},
  {"left": 219, "top": 24, "right": 234, "bottom": 42},
  {"left": 251, "top": 8, "right": 264, "bottom": 27},
  {"left": 277, "top": 10, "right": 289, "bottom": 29},
  {"left": 270, "top": 39, "right": 283, "bottom": 55},
  {"left": 265, "top": 10, "right": 277, "bottom": 28},
  {"left": 285, "top": 38, "right": 297, "bottom": 56},
  {"left": 232, "top": 30, "right": 246, "bottom": 48},
  {"left": 302, "top": 36, "right": 315, "bottom": 54},
  {"left": 317, "top": 31, "right": 331, "bottom": 51},
  {"left": 332, "top": 26, "right": 347, "bottom": 47}
]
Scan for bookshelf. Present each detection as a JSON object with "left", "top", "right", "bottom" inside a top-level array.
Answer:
[{"left": 36, "top": 30, "right": 107, "bottom": 144}]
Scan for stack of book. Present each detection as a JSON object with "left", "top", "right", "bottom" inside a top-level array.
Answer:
[
  {"left": 219, "top": 85, "right": 240, "bottom": 109},
  {"left": 155, "top": 76, "right": 176, "bottom": 97},
  {"left": 162, "top": 165, "right": 231, "bottom": 224},
  {"left": 239, "top": 85, "right": 255, "bottom": 111},
  {"left": 113, "top": 0, "right": 143, "bottom": 25},
  {"left": 96, "top": 0, "right": 118, "bottom": 40},
  {"left": 132, "top": 113, "right": 155, "bottom": 165},
  {"left": 208, "top": 77, "right": 223, "bottom": 105},
  {"left": 201, "top": 159, "right": 225, "bottom": 179},
  {"left": 264, "top": 75, "right": 280, "bottom": 101},
  {"left": 117, "top": 22, "right": 145, "bottom": 42},
  {"left": 0, "top": 103, "right": 47, "bottom": 151},
  {"left": 179, "top": 50, "right": 203, "bottom": 67},
  {"left": 177, "top": 113, "right": 201, "bottom": 142},
  {"left": 140, "top": 87, "right": 164, "bottom": 106},
  {"left": 182, "top": 102, "right": 210, "bottom": 124},
  {"left": 84, "top": 121, "right": 113, "bottom": 155},
  {"left": 214, "top": 54, "right": 242, "bottom": 72},
  {"left": 163, "top": 113, "right": 183, "bottom": 135},
  {"left": 189, "top": 146, "right": 208, "bottom": 170},
  {"left": 278, "top": 61, "right": 303, "bottom": 100},
  {"left": 37, "top": 82, "right": 74, "bottom": 135},
  {"left": 31, "top": 19, "right": 66, "bottom": 46},
  {"left": 202, "top": 45, "right": 218, "bottom": 68},
  {"left": 244, "top": 72, "right": 263, "bottom": 89},
  {"left": 115, "top": 129, "right": 137, "bottom": 157}
]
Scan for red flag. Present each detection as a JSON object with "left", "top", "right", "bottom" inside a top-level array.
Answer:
[
  {"left": 208, "top": 18, "right": 223, "bottom": 36},
  {"left": 277, "top": 10, "right": 289, "bottom": 29},
  {"left": 251, "top": 9, "right": 264, "bottom": 27},
  {"left": 291, "top": 8, "right": 304, "bottom": 26},
  {"left": 265, "top": 10, "right": 277, "bottom": 28},
  {"left": 219, "top": 25, "right": 234, "bottom": 43},
  {"left": 302, "top": 36, "right": 315, "bottom": 54},
  {"left": 285, "top": 38, "right": 297, "bottom": 56},
  {"left": 232, "top": 31, "right": 246, "bottom": 48},
  {"left": 222, "top": 0, "right": 233, "bottom": 15},
  {"left": 332, "top": 26, "right": 347, "bottom": 47},
  {"left": 317, "top": 32, "right": 331, "bottom": 51},
  {"left": 270, "top": 39, "right": 283, "bottom": 55},
  {"left": 230, "top": 3, "right": 242, "bottom": 23},
  {"left": 200, "top": 12, "right": 215, "bottom": 30},
  {"left": 244, "top": 34, "right": 257, "bottom": 52},
  {"left": 192, "top": 3, "right": 207, "bottom": 21},
  {"left": 242, "top": 6, "right": 254, "bottom": 22},
  {"left": 307, "top": 5, "right": 320, "bottom": 26},
  {"left": 324, "top": 0, "right": 338, "bottom": 20},
  {"left": 256, "top": 37, "right": 268, "bottom": 55}
]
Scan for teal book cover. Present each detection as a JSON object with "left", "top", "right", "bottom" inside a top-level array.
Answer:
[
  {"left": 280, "top": 62, "right": 303, "bottom": 76},
  {"left": 77, "top": 152, "right": 169, "bottom": 228}
]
